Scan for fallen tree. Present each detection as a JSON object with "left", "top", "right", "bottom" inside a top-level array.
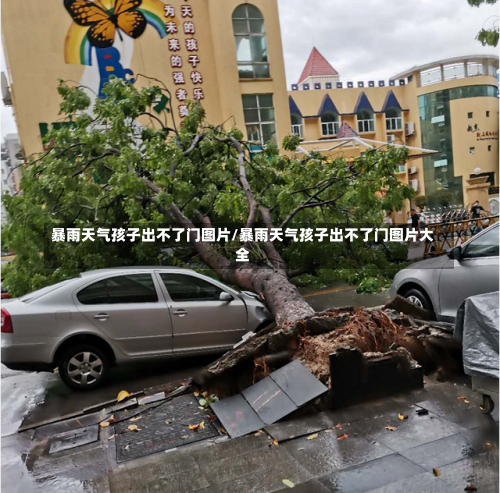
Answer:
[
  {"left": 4, "top": 78, "right": 412, "bottom": 326},
  {"left": 195, "top": 297, "right": 462, "bottom": 396}
]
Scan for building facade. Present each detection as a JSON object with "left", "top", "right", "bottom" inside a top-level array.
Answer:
[
  {"left": 288, "top": 52, "right": 499, "bottom": 213},
  {"left": 1, "top": 134, "right": 22, "bottom": 224},
  {"left": 2, "top": 0, "right": 498, "bottom": 214}
]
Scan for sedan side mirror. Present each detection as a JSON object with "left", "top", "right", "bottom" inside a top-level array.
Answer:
[
  {"left": 448, "top": 246, "right": 462, "bottom": 261},
  {"left": 219, "top": 292, "right": 233, "bottom": 302}
]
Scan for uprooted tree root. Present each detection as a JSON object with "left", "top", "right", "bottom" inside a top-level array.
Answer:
[{"left": 194, "top": 302, "right": 461, "bottom": 398}]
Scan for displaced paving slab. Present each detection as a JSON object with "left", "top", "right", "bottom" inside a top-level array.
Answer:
[
  {"left": 242, "top": 376, "right": 298, "bottom": 425},
  {"left": 210, "top": 395, "right": 264, "bottom": 438},
  {"left": 114, "top": 394, "right": 217, "bottom": 462},
  {"left": 270, "top": 359, "right": 328, "bottom": 407}
]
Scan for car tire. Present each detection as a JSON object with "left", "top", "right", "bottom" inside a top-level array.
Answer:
[
  {"left": 58, "top": 344, "right": 109, "bottom": 391},
  {"left": 402, "top": 287, "right": 433, "bottom": 312}
]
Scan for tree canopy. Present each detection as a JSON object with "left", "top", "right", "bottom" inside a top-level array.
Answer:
[{"left": 2, "top": 78, "right": 413, "bottom": 323}]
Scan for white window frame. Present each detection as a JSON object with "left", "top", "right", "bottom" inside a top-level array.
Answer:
[
  {"left": 321, "top": 120, "right": 340, "bottom": 136},
  {"left": 291, "top": 124, "right": 303, "bottom": 138},
  {"left": 386, "top": 117, "right": 402, "bottom": 131},
  {"left": 357, "top": 118, "right": 375, "bottom": 133},
  {"left": 232, "top": 5, "right": 269, "bottom": 79},
  {"left": 243, "top": 94, "right": 276, "bottom": 146}
]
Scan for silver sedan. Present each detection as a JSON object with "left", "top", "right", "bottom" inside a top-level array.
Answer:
[
  {"left": 390, "top": 222, "right": 499, "bottom": 322},
  {"left": 1, "top": 267, "right": 272, "bottom": 390}
]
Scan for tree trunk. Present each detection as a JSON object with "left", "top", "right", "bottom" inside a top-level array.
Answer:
[
  {"left": 230, "top": 267, "right": 315, "bottom": 327},
  {"left": 167, "top": 202, "right": 314, "bottom": 327}
]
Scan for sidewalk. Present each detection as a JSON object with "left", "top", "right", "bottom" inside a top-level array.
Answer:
[{"left": 8, "top": 376, "right": 497, "bottom": 492}]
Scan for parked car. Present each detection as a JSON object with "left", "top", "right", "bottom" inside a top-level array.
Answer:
[
  {"left": 1, "top": 283, "right": 9, "bottom": 299},
  {"left": 1, "top": 267, "right": 272, "bottom": 390},
  {"left": 390, "top": 222, "right": 499, "bottom": 322}
]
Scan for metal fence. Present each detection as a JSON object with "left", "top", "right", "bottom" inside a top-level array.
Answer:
[{"left": 423, "top": 216, "right": 499, "bottom": 257}]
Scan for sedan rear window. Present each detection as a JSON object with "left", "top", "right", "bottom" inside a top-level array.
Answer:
[{"left": 77, "top": 274, "right": 158, "bottom": 305}]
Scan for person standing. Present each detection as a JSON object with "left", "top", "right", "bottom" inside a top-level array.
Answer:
[
  {"left": 470, "top": 200, "right": 489, "bottom": 220},
  {"left": 383, "top": 212, "right": 393, "bottom": 225},
  {"left": 409, "top": 209, "right": 421, "bottom": 243}
]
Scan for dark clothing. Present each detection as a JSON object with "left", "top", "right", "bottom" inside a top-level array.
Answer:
[
  {"left": 411, "top": 214, "right": 420, "bottom": 228},
  {"left": 471, "top": 205, "right": 485, "bottom": 219}
]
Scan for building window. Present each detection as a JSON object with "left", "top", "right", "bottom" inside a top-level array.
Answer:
[
  {"left": 291, "top": 113, "right": 303, "bottom": 138},
  {"left": 486, "top": 111, "right": 490, "bottom": 117},
  {"left": 488, "top": 145, "right": 492, "bottom": 151},
  {"left": 385, "top": 107, "right": 402, "bottom": 130},
  {"left": 232, "top": 5, "right": 269, "bottom": 79},
  {"left": 242, "top": 94, "right": 276, "bottom": 145},
  {"left": 469, "top": 147, "right": 475, "bottom": 154},
  {"left": 357, "top": 108, "right": 375, "bottom": 133},
  {"left": 468, "top": 112, "right": 473, "bottom": 118},
  {"left": 321, "top": 111, "right": 339, "bottom": 136}
]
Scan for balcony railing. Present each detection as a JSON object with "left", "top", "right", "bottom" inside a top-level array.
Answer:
[
  {"left": 386, "top": 117, "right": 402, "bottom": 131},
  {"left": 357, "top": 119, "right": 375, "bottom": 133},
  {"left": 321, "top": 121, "right": 340, "bottom": 136},
  {"left": 291, "top": 124, "right": 303, "bottom": 138}
]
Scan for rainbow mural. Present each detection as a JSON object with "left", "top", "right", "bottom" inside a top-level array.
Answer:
[{"left": 64, "top": 0, "right": 167, "bottom": 66}]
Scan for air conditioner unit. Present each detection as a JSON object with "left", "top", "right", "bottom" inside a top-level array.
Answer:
[
  {"left": 405, "top": 121, "right": 415, "bottom": 136},
  {"left": 1, "top": 73, "right": 12, "bottom": 107},
  {"left": 408, "top": 166, "right": 417, "bottom": 175},
  {"left": 387, "top": 134, "right": 396, "bottom": 144},
  {"left": 410, "top": 179, "right": 419, "bottom": 192}
]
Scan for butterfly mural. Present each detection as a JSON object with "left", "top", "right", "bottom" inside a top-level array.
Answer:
[{"left": 64, "top": 0, "right": 147, "bottom": 48}]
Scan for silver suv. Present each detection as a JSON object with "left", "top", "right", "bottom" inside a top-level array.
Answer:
[{"left": 1, "top": 267, "right": 272, "bottom": 390}]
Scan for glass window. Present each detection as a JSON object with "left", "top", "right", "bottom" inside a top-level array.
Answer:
[
  {"left": 468, "top": 112, "right": 473, "bottom": 119},
  {"left": 242, "top": 94, "right": 276, "bottom": 145},
  {"left": 232, "top": 4, "right": 269, "bottom": 79},
  {"left": 160, "top": 274, "right": 223, "bottom": 302},
  {"left": 357, "top": 109, "right": 374, "bottom": 132},
  {"left": 77, "top": 274, "right": 158, "bottom": 305},
  {"left": 321, "top": 112, "right": 339, "bottom": 136},
  {"left": 464, "top": 227, "right": 499, "bottom": 258},
  {"left": 486, "top": 111, "right": 490, "bottom": 117}
]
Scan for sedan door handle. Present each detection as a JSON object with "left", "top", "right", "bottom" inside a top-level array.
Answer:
[
  {"left": 173, "top": 309, "right": 187, "bottom": 317},
  {"left": 93, "top": 313, "right": 109, "bottom": 321}
]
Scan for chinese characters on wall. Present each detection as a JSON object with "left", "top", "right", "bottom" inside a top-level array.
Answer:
[{"left": 164, "top": 2, "right": 204, "bottom": 120}]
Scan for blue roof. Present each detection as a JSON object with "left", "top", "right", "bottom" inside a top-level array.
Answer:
[
  {"left": 318, "top": 94, "right": 339, "bottom": 116},
  {"left": 382, "top": 90, "right": 402, "bottom": 112},
  {"left": 288, "top": 96, "right": 302, "bottom": 116},
  {"left": 353, "top": 92, "right": 374, "bottom": 114}
]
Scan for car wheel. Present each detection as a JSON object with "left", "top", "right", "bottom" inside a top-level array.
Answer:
[
  {"left": 402, "top": 287, "right": 433, "bottom": 312},
  {"left": 58, "top": 344, "right": 109, "bottom": 391}
]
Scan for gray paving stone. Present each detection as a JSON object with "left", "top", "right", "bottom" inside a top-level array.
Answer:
[
  {"left": 215, "top": 458, "right": 312, "bottom": 493},
  {"left": 265, "top": 412, "right": 336, "bottom": 442},
  {"left": 438, "top": 451, "right": 499, "bottom": 492},
  {"left": 273, "top": 478, "right": 331, "bottom": 493},
  {"left": 366, "top": 471, "right": 456, "bottom": 493},
  {"left": 195, "top": 443, "right": 293, "bottom": 485},
  {"left": 352, "top": 409, "right": 465, "bottom": 453},
  {"left": 401, "top": 428, "right": 498, "bottom": 470},
  {"left": 318, "top": 454, "right": 425, "bottom": 493},
  {"left": 108, "top": 451, "right": 210, "bottom": 493},
  {"left": 283, "top": 430, "right": 393, "bottom": 477}
]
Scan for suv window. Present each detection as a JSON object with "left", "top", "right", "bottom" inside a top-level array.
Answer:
[
  {"left": 77, "top": 274, "right": 158, "bottom": 305},
  {"left": 464, "top": 227, "right": 499, "bottom": 259},
  {"left": 160, "top": 274, "right": 222, "bottom": 302}
]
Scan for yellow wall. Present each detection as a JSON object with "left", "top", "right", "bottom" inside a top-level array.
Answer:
[{"left": 2, "top": 0, "right": 290, "bottom": 156}]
